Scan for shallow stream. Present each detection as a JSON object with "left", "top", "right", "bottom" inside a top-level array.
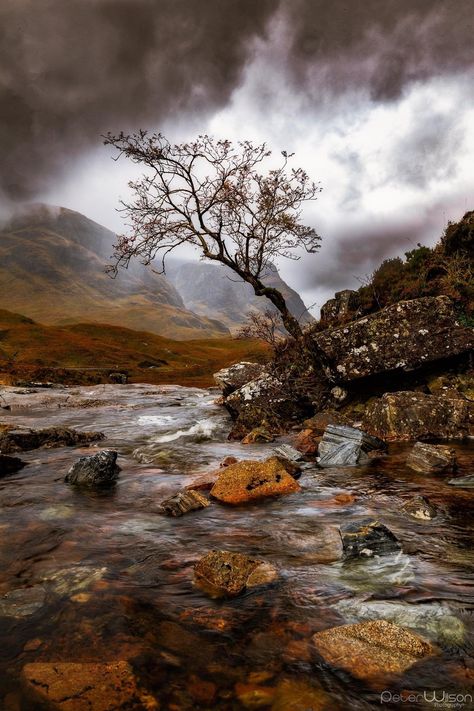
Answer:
[{"left": 0, "top": 384, "right": 473, "bottom": 709}]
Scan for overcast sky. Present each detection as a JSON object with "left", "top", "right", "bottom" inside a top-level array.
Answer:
[{"left": 2, "top": 0, "right": 473, "bottom": 312}]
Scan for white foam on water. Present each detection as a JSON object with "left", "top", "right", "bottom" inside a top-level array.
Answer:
[
  {"left": 153, "top": 418, "right": 221, "bottom": 443},
  {"left": 137, "top": 415, "right": 177, "bottom": 426}
]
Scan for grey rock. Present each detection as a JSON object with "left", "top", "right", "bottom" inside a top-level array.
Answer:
[
  {"left": 448, "top": 475, "right": 474, "bottom": 488},
  {"left": 159, "top": 489, "right": 210, "bottom": 517},
  {"left": 0, "top": 586, "right": 46, "bottom": 618},
  {"left": 318, "top": 424, "right": 385, "bottom": 467},
  {"left": 340, "top": 518, "right": 402, "bottom": 559},
  {"left": 65, "top": 450, "right": 120, "bottom": 487},
  {"left": 213, "top": 361, "right": 266, "bottom": 397},
  {"left": 272, "top": 444, "right": 304, "bottom": 463}
]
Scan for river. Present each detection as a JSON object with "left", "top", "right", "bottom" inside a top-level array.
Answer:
[{"left": 0, "top": 383, "right": 473, "bottom": 709}]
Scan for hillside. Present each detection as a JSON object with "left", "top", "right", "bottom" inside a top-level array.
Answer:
[
  {"left": 167, "top": 261, "right": 314, "bottom": 331},
  {"left": 0, "top": 310, "right": 268, "bottom": 387},
  {"left": 0, "top": 204, "right": 229, "bottom": 339}
]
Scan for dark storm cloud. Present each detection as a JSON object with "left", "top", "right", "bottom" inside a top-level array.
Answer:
[
  {"left": 0, "top": 0, "right": 275, "bottom": 199},
  {"left": 2, "top": 0, "right": 473, "bottom": 200},
  {"left": 284, "top": 0, "right": 474, "bottom": 102}
]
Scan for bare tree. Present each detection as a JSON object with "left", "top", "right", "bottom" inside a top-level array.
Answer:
[
  {"left": 103, "top": 132, "right": 321, "bottom": 339},
  {"left": 236, "top": 308, "right": 285, "bottom": 351}
]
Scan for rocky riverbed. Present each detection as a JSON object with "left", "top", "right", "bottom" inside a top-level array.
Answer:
[{"left": 0, "top": 383, "right": 473, "bottom": 709}]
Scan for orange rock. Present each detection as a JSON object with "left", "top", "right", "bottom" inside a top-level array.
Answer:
[
  {"left": 184, "top": 471, "right": 219, "bottom": 491},
  {"left": 22, "top": 661, "right": 159, "bottom": 710},
  {"left": 187, "top": 675, "right": 217, "bottom": 705},
  {"left": 210, "top": 457, "right": 300, "bottom": 505},
  {"left": 220, "top": 455, "right": 239, "bottom": 467},
  {"left": 294, "top": 428, "right": 320, "bottom": 455},
  {"left": 235, "top": 681, "right": 276, "bottom": 708},
  {"left": 194, "top": 550, "right": 277, "bottom": 598},
  {"left": 312, "top": 620, "right": 436, "bottom": 686}
]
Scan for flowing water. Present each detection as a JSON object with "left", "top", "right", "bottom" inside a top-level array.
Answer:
[{"left": 0, "top": 384, "right": 473, "bottom": 710}]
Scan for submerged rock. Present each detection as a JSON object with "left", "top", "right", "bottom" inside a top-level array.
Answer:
[
  {"left": 406, "top": 442, "right": 456, "bottom": 474},
  {"left": 318, "top": 424, "right": 385, "bottom": 467},
  {"left": 194, "top": 550, "right": 277, "bottom": 598},
  {"left": 312, "top": 619, "right": 436, "bottom": 684},
  {"left": 214, "top": 361, "right": 266, "bottom": 397},
  {"left": 159, "top": 489, "right": 210, "bottom": 516},
  {"left": 0, "top": 426, "right": 104, "bottom": 454},
  {"left": 65, "top": 450, "right": 120, "bottom": 487},
  {"left": 0, "top": 586, "right": 46, "bottom": 618},
  {"left": 401, "top": 496, "right": 437, "bottom": 521},
  {"left": 340, "top": 519, "right": 401, "bottom": 558},
  {"left": 210, "top": 456, "right": 300, "bottom": 505},
  {"left": 22, "top": 661, "right": 158, "bottom": 710},
  {"left": 312, "top": 295, "right": 474, "bottom": 382},
  {"left": 363, "top": 391, "right": 473, "bottom": 441},
  {"left": 0, "top": 453, "right": 26, "bottom": 476}
]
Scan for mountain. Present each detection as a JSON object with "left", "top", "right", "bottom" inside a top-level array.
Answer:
[
  {"left": 0, "top": 204, "right": 229, "bottom": 339},
  {"left": 166, "top": 261, "right": 314, "bottom": 331}
]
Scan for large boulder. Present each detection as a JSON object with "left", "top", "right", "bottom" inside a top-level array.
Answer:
[
  {"left": 0, "top": 453, "right": 26, "bottom": 476},
  {"left": 213, "top": 361, "right": 266, "bottom": 397},
  {"left": 65, "top": 450, "right": 120, "bottom": 487},
  {"left": 312, "top": 620, "right": 436, "bottom": 685},
  {"left": 210, "top": 457, "right": 300, "bottom": 505},
  {"left": 406, "top": 442, "right": 456, "bottom": 474},
  {"left": 317, "top": 424, "right": 385, "bottom": 467},
  {"left": 363, "top": 391, "right": 473, "bottom": 441},
  {"left": 311, "top": 296, "right": 473, "bottom": 382},
  {"left": 0, "top": 426, "right": 104, "bottom": 454},
  {"left": 225, "top": 373, "right": 312, "bottom": 436},
  {"left": 193, "top": 550, "right": 277, "bottom": 598}
]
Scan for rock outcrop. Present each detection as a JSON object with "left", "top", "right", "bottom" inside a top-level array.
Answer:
[
  {"left": 210, "top": 457, "right": 300, "bottom": 504},
  {"left": 312, "top": 620, "right": 436, "bottom": 684},
  {"left": 0, "top": 426, "right": 104, "bottom": 454},
  {"left": 320, "top": 289, "right": 361, "bottom": 326},
  {"left": 213, "top": 362, "right": 266, "bottom": 397},
  {"left": 406, "top": 442, "right": 457, "bottom": 474},
  {"left": 311, "top": 296, "right": 473, "bottom": 382},
  {"left": 363, "top": 391, "right": 473, "bottom": 441},
  {"left": 193, "top": 550, "right": 277, "bottom": 598},
  {"left": 0, "top": 453, "right": 26, "bottom": 476},
  {"left": 65, "top": 450, "right": 120, "bottom": 487},
  {"left": 340, "top": 519, "right": 401, "bottom": 558},
  {"left": 159, "top": 489, "right": 210, "bottom": 516},
  {"left": 318, "top": 424, "right": 385, "bottom": 467}
]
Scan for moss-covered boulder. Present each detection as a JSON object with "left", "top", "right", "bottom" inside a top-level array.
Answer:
[{"left": 363, "top": 391, "right": 473, "bottom": 441}]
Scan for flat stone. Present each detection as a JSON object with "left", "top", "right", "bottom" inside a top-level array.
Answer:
[
  {"left": 210, "top": 457, "right": 300, "bottom": 505},
  {"left": 312, "top": 619, "right": 436, "bottom": 684},
  {"left": 406, "top": 442, "right": 456, "bottom": 474},
  {"left": 273, "top": 444, "right": 304, "bottom": 462},
  {"left": 0, "top": 586, "right": 46, "bottom": 618},
  {"left": 194, "top": 550, "right": 277, "bottom": 598},
  {"left": 0, "top": 453, "right": 26, "bottom": 477},
  {"left": 448, "top": 475, "right": 474, "bottom": 488},
  {"left": 0, "top": 426, "right": 104, "bottom": 454},
  {"left": 158, "top": 489, "right": 209, "bottom": 516},
  {"left": 22, "top": 661, "right": 158, "bottom": 710},
  {"left": 65, "top": 450, "right": 120, "bottom": 487},
  {"left": 340, "top": 518, "right": 401, "bottom": 558}
]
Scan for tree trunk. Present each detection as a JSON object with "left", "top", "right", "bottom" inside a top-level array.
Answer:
[{"left": 252, "top": 283, "right": 303, "bottom": 340}]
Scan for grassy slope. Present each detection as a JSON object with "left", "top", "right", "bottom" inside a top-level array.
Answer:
[{"left": 0, "top": 310, "right": 268, "bottom": 387}]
